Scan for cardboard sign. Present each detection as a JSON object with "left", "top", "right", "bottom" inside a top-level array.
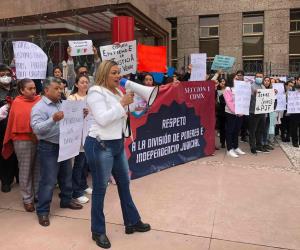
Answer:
[
  {"left": 234, "top": 81, "right": 251, "bottom": 115},
  {"left": 58, "top": 100, "right": 85, "bottom": 162},
  {"left": 255, "top": 89, "right": 276, "bottom": 114},
  {"left": 190, "top": 53, "right": 207, "bottom": 81},
  {"left": 68, "top": 40, "right": 94, "bottom": 56},
  {"left": 287, "top": 91, "right": 300, "bottom": 114},
  {"left": 211, "top": 55, "right": 235, "bottom": 72},
  {"left": 13, "top": 41, "right": 48, "bottom": 79},
  {"left": 100, "top": 40, "right": 137, "bottom": 75},
  {"left": 137, "top": 44, "right": 167, "bottom": 73}
]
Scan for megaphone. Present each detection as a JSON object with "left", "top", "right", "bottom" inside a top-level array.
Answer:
[{"left": 120, "top": 78, "right": 159, "bottom": 106}]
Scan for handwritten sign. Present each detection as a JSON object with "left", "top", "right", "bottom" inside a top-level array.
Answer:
[
  {"left": 68, "top": 40, "right": 94, "bottom": 56},
  {"left": 58, "top": 100, "right": 85, "bottom": 162},
  {"left": 234, "top": 81, "right": 251, "bottom": 115},
  {"left": 13, "top": 41, "right": 47, "bottom": 79},
  {"left": 190, "top": 53, "right": 207, "bottom": 81},
  {"left": 255, "top": 89, "right": 276, "bottom": 114},
  {"left": 244, "top": 76, "right": 255, "bottom": 85},
  {"left": 100, "top": 40, "right": 136, "bottom": 75},
  {"left": 211, "top": 55, "right": 235, "bottom": 72},
  {"left": 287, "top": 91, "right": 300, "bottom": 114},
  {"left": 273, "top": 83, "right": 286, "bottom": 111}
]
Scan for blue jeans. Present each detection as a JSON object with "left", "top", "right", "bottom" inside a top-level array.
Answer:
[
  {"left": 36, "top": 141, "right": 73, "bottom": 216},
  {"left": 84, "top": 136, "right": 140, "bottom": 234},
  {"left": 72, "top": 152, "right": 88, "bottom": 198}
]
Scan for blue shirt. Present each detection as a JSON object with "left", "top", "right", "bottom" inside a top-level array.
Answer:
[{"left": 31, "top": 96, "right": 61, "bottom": 144}]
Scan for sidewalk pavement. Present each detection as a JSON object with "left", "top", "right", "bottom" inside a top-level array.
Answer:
[{"left": 0, "top": 142, "right": 299, "bottom": 250}]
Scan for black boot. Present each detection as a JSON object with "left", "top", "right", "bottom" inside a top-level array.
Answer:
[
  {"left": 125, "top": 220, "right": 151, "bottom": 234},
  {"left": 92, "top": 233, "right": 111, "bottom": 249}
]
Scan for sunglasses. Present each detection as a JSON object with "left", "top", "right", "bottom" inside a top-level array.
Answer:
[{"left": 0, "top": 72, "right": 12, "bottom": 77}]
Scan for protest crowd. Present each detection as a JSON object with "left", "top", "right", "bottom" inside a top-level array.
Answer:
[{"left": 0, "top": 41, "right": 300, "bottom": 249}]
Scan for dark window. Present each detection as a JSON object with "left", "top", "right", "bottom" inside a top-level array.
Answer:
[
  {"left": 171, "top": 40, "right": 177, "bottom": 59},
  {"left": 289, "top": 57, "right": 300, "bottom": 75},
  {"left": 199, "top": 38, "right": 219, "bottom": 58},
  {"left": 253, "top": 23, "right": 263, "bottom": 33},
  {"left": 290, "top": 35, "right": 300, "bottom": 54},
  {"left": 290, "top": 21, "right": 297, "bottom": 31},
  {"left": 243, "top": 59, "right": 264, "bottom": 74},
  {"left": 209, "top": 27, "right": 219, "bottom": 36},
  {"left": 243, "top": 36, "right": 264, "bottom": 56}
]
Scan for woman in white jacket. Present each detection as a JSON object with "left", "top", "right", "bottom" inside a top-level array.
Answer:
[{"left": 84, "top": 60, "right": 150, "bottom": 249}]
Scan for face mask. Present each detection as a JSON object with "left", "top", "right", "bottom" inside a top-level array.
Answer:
[
  {"left": 0, "top": 76, "right": 12, "bottom": 85},
  {"left": 255, "top": 78, "right": 263, "bottom": 85}
]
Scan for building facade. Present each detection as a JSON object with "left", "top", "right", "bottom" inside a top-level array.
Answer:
[{"left": 149, "top": 0, "right": 300, "bottom": 76}]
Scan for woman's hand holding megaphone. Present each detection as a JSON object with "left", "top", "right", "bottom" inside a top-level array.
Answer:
[{"left": 120, "top": 92, "right": 134, "bottom": 107}]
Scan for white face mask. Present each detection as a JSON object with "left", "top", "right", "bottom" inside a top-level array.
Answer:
[{"left": 0, "top": 76, "right": 12, "bottom": 85}]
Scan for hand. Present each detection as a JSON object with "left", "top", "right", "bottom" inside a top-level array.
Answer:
[
  {"left": 187, "top": 64, "right": 192, "bottom": 73},
  {"left": 120, "top": 92, "right": 134, "bottom": 106},
  {"left": 83, "top": 108, "right": 89, "bottom": 118},
  {"left": 53, "top": 111, "right": 64, "bottom": 122}
]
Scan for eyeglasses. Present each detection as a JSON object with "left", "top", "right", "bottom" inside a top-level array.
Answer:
[{"left": 0, "top": 72, "right": 12, "bottom": 77}]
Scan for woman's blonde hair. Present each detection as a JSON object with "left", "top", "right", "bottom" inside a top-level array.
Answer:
[{"left": 95, "top": 60, "right": 118, "bottom": 88}]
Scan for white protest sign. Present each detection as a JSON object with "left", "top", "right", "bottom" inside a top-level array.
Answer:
[
  {"left": 100, "top": 40, "right": 136, "bottom": 75},
  {"left": 244, "top": 76, "right": 255, "bottom": 85},
  {"left": 82, "top": 113, "right": 94, "bottom": 146},
  {"left": 190, "top": 53, "right": 207, "bottom": 81},
  {"left": 58, "top": 100, "right": 85, "bottom": 162},
  {"left": 279, "top": 76, "right": 287, "bottom": 83},
  {"left": 68, "top": 40, "right": 94, "bottom": 56},
  {"left": 273, "top": 83, "right": 286, "bottom": 111},
  {"left": 234, "top": 80, "right": 251, "bottom": 115},
  {"left": 287, "top": 91, "right": 300, "bottom": 114},
  {"left": 255, "top": 89, "right": 276, "bottom": 114},
  {"left": 13, "top": 41, "right": 47, "bottom": 79}
]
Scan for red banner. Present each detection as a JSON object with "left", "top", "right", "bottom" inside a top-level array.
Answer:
[
  {"left": 137, "top": 44, "right": 167, "bottom": 73},
  {"left": 125, "top": 81, "right": 216, "bottom": 179}
]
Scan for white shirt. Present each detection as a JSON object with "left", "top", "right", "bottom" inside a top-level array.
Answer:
[{"left": 87, "top": 86, "right": 127, "bottom": 140}]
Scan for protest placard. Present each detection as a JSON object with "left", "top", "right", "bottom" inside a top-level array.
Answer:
[
  {"left": 255, "top": 89, "right": 276, "bottom": 114},
  {"left": 100, "top": 40, "right": 137, "bottom": 75},
  {"left": 244, "top": 76, "right": 255, "bottom": 85},
  {"left": 287, "top": 91, "right": 300, "bottom": 114},
  {"left": 82, "top": 113, "right": 94, "bottom": 146},
  {"left": 190, "top": 53, "right": 207, "bottom": 81},
  {"left": 234, "top": 80, "right": 251, "bottom": 115},
  {"left": 13, "top": 41, "right": 48, "bottom": 79},
  {"left": 58, "top": 100, "right": 85, "bottom": 162},
  {"left": 137, "top": 44, "right": 167, "bottom": 73},
  {"left": 273, "top": 83, "right": 286, "bottom": 111},
  {"left": 211, "top": 55, "right": 235, "bottom": 72},
  {"left": 68, "top": 40, "right": 94, "bottom": 56}
]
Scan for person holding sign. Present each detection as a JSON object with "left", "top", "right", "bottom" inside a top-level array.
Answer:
[
  {"left": 289, "top": 78, "right": 300, "bottom": 147},
  {"left": 223, "top": 74, "right": 246, "bottom": 158},
  {"left": 84, "top": 60, "right": 150, "bottom": 249},
  {"left": 68, "top": 75, "right": 92, "bottom": 204},
  {"left": 31, "top": 77, "right": 83, "bottom": 227},
  {"left": 248, "top": 73, "right": 268, "bottom": 154},
  {"left": 2, "top": 79, "right": 40, "bottom": 212},
  {"left": 66, "top": 46, "right": 100, "bottom": 90}
]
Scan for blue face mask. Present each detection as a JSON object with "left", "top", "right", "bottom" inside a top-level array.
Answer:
[{"left": 255, "top": 77, "right": 263, "bottom": 85}]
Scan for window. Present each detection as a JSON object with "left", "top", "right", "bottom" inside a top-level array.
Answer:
[
  {"left": 243, "top": 12, "right": 264, "bottom": 73},
  {"left": 167, "top": 18, "right": 178, "bottom": 69},
  {"left": 290, "top": 10, "right": 300, "bottom": 75},
  {"left": 199, "top": 16, "right": 219, "bottom": 60}
]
